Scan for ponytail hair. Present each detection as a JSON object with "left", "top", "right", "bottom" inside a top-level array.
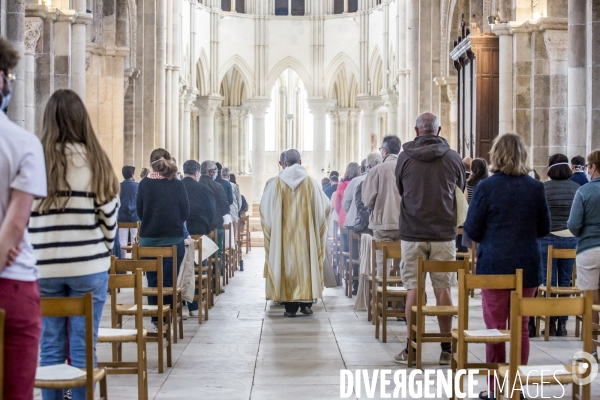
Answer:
[{"left": 150, "top": 148, "right": 178, "bottom": 180}]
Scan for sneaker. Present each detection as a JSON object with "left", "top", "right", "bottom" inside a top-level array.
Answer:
[
  {"left": 479, "top": 390, "right": 495, "bottom": 400},
  {"left": 439, "top": 351, "right": 452, "bottom": 365},
  {"left": 300, "top": 307, "right": 313, "bottom": 315},
  {"left": 189, "top": 310, "right": 198, "bottom": 317},
  {"left": 393, "top": 349, "right": 413, "bottom": 365},
  {"left": 239, "top": 260, "right": 244, "bottom": 271},
  {"left": 63, "top": 389, "right": 72, "bottom": 400},
  {"left": 556, "top": 321, "right": 567, "bottom": 337},
  {"left": 153, "top": 323, "right": 158, "bottom": 333},
  {"left": 220, "top": 288, "right": 225, "bottom": 294},
  {"left": 181, "top": 314, "right": 188, "bottom": 321},
  {"left": 284, "top": 312, "right": 296, "bottom": 317}
]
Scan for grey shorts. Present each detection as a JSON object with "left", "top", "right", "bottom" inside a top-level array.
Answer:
[
  {"left": 400, "top": 240, "right": 457, "bottom": 290},
  {"left": 576, "top": 247, "right": 600, "bottom": 291}
]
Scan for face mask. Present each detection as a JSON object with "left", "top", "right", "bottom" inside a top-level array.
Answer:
[
  {"left": 212, "top": 174, "right": 217, "bottom": 181},
  {"left": 586, "top": 173, "right": 592, "bottom": 181},
  {"left": 1, "top": 75, "right": 12, "bottom": 111}
]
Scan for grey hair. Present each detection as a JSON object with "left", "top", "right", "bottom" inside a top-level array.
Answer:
[
  {"left": 200, "top": 160, "right": 217, "bottom": 175},
  {"left": 221, "top": 167, "right": 231, "bottom": 177},
  {"left": 343, "top": 162, "right": 361, "bottom": 181},
  {"left": 366, "top": 152, "right": 383, "bottom": 168},
  {"left": 285, "top": 149, "right": 301, "bottom": 166},
  {"left": 415, "top": 112, "right": 440, "bottom": 134}
]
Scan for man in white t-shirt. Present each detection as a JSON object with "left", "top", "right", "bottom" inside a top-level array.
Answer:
[{"left": 0, "top": 37, "right": 47, "bottom": 400}]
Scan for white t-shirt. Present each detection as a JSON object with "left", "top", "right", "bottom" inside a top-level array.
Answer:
[{"left": 0, "top": 111, "right": 47, "bottom": 281}]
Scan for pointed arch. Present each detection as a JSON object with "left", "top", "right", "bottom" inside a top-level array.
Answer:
[
  {"left": 329, "top": 67, "right": 349, "bottom": 108},
  {"left": 218, "top": 54, "right": 254, "bottom": 98},
  {"left": 196, "top": 49, "right": 209, "bottom": 95},
  {"left": 267, "top": 56, "right": 312, "bottom": 97},
  {"left": 324, "top": 52, "right": 360, "bottom": 95},
  {"left": 349, "top": 75, "right": 359, "bottom": 109},
  {"left": 369, "top": 46, "right": 383, "bottom": 96}
]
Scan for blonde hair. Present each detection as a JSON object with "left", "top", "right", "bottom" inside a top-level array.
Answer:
[
  {"left": 489, "top": 133, "right": 530, "bottom": 176},
  {"left": 37, "top": 89, "right": 119, "bottom": 213},
  {"left": 150, "top": 148, "right": 178, "bottom": 179},
  {"left": 587, "top": 150, "right": 600, "bottom": 171}
]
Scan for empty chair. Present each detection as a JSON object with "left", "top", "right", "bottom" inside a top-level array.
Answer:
[{"left": 374, "top": 246, "right": 407, "bottom": 343}]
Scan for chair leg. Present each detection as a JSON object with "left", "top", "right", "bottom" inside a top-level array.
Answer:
[
  {"left": 172, "top": 305, "right": 178, "bottom": 344},
  {"left": 139, "top": 339, "right": 148, "bottom": 400},
  {"left": 178, "top": 299, "right": 184, "bottom": 339},
  {"left": 99, "top": 373, "right": 108, "bottom": 400},
  {"left": 408, "top": 308, "right": 416, "bottom": 368},
  {"left": 157, "top": 317, "right": 164, "bottom": 373},
  {"left": 166, "top": 311, "right": 173, "bottom": 368},
  {"left": 544, "top": 316, "right": 550, "bottom": 342},
  {"left": 382, "top": 307, "right": 387, "bottom": 343}
]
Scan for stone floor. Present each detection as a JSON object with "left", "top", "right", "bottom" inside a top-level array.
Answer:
[{"left": 36, "top": 248, "right": 599, "bottom": 399}]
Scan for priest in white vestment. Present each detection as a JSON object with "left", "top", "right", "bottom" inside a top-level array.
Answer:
[{"left": 260, "top": 149, "right": 331, "bottom": 317}]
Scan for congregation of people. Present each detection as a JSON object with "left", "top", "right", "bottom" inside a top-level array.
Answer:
[{"left": 2, "top": 32, "right": 600, "bottom": 399}]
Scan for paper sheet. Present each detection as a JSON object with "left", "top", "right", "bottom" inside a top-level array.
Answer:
[
  {"left": 36, "top": 364, "right": 87, "bottom": 381},
  {"left": 463, "top": 329, "right": 509, "bottom": 337}
]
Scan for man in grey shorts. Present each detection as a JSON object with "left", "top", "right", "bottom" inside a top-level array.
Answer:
[{"left": 393, "top": 112, "right": 465, "bottom": 365}]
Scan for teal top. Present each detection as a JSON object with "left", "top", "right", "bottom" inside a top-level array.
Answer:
[
  {"left": 139, "top": 237, "right": 183, "bottom": 248},
  {"left": 568, "top": 177, "right": 600, "bottom": 254}
]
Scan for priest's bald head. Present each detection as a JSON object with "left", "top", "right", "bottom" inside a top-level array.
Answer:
[{"left": 284, "top": 149, "right": 302, "bottom": 167}]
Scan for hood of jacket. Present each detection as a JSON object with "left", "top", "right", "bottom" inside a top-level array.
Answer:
[
  {"left": 402, "top": 135, "right": 451, "bottom": 162},
  {"left": 278, "top": 164, "right": 308, "bottom": 191}
]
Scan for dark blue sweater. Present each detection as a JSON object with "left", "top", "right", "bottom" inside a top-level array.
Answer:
[
  {"left": 464, "top": 172, "right": 551, "bottom": 288},
  {"left": 118, "top": 180, "right": 140, "bottom": 222},
  {"left": 571, "top": 172, "right": 589, "bottom": 186}
]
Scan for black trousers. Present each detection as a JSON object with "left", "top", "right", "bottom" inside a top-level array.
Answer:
[{"left": 283, "top": 302, "right": 313, "bottom": 313}]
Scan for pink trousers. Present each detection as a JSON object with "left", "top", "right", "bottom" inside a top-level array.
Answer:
[
  {"left": 0, "top": 278, "right": 42, "bottom": 400},
  {"left": 481, "top": 287, "right": 537, "bottom": 365}
]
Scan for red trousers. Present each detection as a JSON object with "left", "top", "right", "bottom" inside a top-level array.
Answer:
[
  {"left": 0, "top": 278, "right": 41, "bottom": 400},
  {"left": 481, "top": 287, "right": 537, "bottom": 365}
]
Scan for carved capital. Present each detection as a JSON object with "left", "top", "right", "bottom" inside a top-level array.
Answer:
[
  {"left": 195, "top": 95, "right": 224, "bottom": 116},
  {"left": 24, "top": 18, "right": 43, "bottom": 54},
  {"left": 306, "top": 98, "right": 337, "bottom": 117},
  {"left": 55, "top": 9, "right": 77, "bottom": 23},
  {"left": 355, "top": 95, "right": 383, "bottom": 115},
  {"left": 446, "top": 84, "right": 458, "bottom": 103},
  {"left": 242, "top": 98, "right": 271, "bottom": 118},
  {"left": 380, "top": 90, "right": 398, "bottom": 109}
]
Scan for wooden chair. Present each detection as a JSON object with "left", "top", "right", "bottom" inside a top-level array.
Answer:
[
  {"left": 189, "top": 236, "right": 210, "bottom": 323},
  {"left": 133, "top": 244, "right": 184, "bottom": 343},
  {"left": 592, "top": 304, "right": 600, "bottom": 351},
  {"left": 331, "top": 220, "right": 341, "bottom": 285},
  {"left": 208, "top": 229, "right": 221, "bottom": 303},
  {"left": 35, "top": 293, "right": 108, "bottom": 399},
  {"left": 111, "top": 257, "right": 172, "bottom": 373},
  {"left": 238, "top": 214, "right": 251, "bottom": 253},
  {"left": 495, "top": 291, "right": 593, "bottom": 400},
  {"left": 408, "top": 257, "right": 469, "bottom": 370},
  {"left": 0, "top": 308, "right": 5, "bottom": 400},
  {"left": 368, "top": 240, "right": 403, "bottom": 324},
  {"left": 375, "top": 246, "right": 407, "bottom": 343},
  {"left": 536, "top": 245, "right": 583, "bottom": 341},
  {"left": 117, "top": 221, "right": 140, "bottom": 255},
  {"left": 98, "top": 269, "right": 148, "bottom": 400},
  {"left": 451, "top": 269, "right": 523, "bottom": 396},
  {"left": 235, "top": 219, "right": 243, "bottom": 268},
  {"left": 456, "top": 227, "right": 470, "bottom": 260},
  {"left": 339, "top": 226, "right": 351, "bottom": 297},
  {"left": 222, "top": 223, "right": 232, "bottom": 285},
  {"left": 346, "top": 230, "right": 361, "bottom": 298}
]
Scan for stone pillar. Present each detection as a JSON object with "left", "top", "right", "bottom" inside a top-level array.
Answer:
[
  {"left": 396, "top": 0, "right": 407, "bottom": 138},
  {"left": 543, "top": 26, "right": 568, "bottom": 156},
  {"left": 33, "top": 6, "right": 54, "bottom": 137},
  {"left": 447, "top": 83, "right": 459, "bottom": 150},
  {"left": 509, "top": 22, "right": 532, "bottom": 145},
  {"left": 408, "top": 0, "right": 419, "bottom": 124},
  {"left": 493, "top": 23, "right": 514, "bottom": 134},
  {"left": 195, "top": 95, "right": 223, "bottom": 162},
  {"left": 568, "top": 0, "right": 586, "bottom": 157},
  {"left": 356, "top": 96, "right": 383, "bottom": 157},
  {"left": 381, "top": 91, "right": 398, "bottom": 136},
  {"left": 53, "top": 10, "right": 75, "bottom": 90},
  {"left": 349, "top": 109, "right": 361, "bottom": 162},
  {"left": 307, "top": 99, "right": 336, "bottom": 177},
  {"left": 181, "top": 90, "right": 195, "bottom": 162},
  {"left": 7, "top": 0, "right": 25, "bottom": 126},
  {"left": 171, "top": 0, "right": 182, "bottom": 160},
  {"left": 418, "top": 0, "right": 432, "bottom": 112},
  {"left": 240, "top": 110, "right": 250, "bottom": 174},
  {"left": 71, "top": 0, "right": 89, "bottom": 98},
  {"left": 156, "top": 0, "right": 166, "bottom": 148},
  {"left": 243, "top": 98, "right": 271, "bottom": 203},
  {"left": 587, "top": 0, "right": 600, "bottom": 151},
  {"left": 24, "top": 16, "right": 43, "bottom": 134},
  {"left": 329, "top": 110, "right": 340, "bottom": 169},
  {"left": 230, "top": 108, "right": 242, "bottom": 173}
]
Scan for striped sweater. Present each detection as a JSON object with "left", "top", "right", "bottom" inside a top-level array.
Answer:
[{"left": 29, "top": 144, "right": 119, "bottom": 278}]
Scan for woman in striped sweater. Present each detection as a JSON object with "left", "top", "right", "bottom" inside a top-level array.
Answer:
[{"left": 29, "top": 89, "right": 119, "bottom": 400}]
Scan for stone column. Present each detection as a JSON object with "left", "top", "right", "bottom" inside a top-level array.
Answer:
[
  {"left": 356, "top": 96, "right": 383, "bottom": 157},
  {"left": 307, "top": 99, "right": 336, "bottom": 177},
  {"left": 71, "top": 0, "right": 89, "bottom": 98},
  {"left": 447, "top": 83, "right": 458, "bottom": 150},
  {"left": 493, "top": 23, "right": 514, "bottom": 134},
  {"left": 229, "top": 108, "right": 242, "bottom": 173},
  {"left": 396, "top": 0, "right": 407, "bottom": 138},
  {"left": 243, "top": 98, "right": 271, "bottom": 203},
  {"left": 53, "top": 10, "right": 75, "bottom": 90},
  {"left": 509, "top": 22, "right": 532, "bottom": 145},
  {"left": 195, "top": 95, "right": 223, "bottom": 162},
  {"left": 7, "top": 0, "right": 25, "bottom": 126},
  {"left": 240, "top": 110, "right": 250, "bottom": 174},
  {"left": 329, "top": 110, "right": 340, "bottom": 169},
  {"left": 543, "top": 26, "right": 568, "bottom": 156},
  {"left": 181, "top": 89, "right": 196, "bottom": 162},
  {"left": 337, "top": 109, "right": 349, "bottom": 166},
  {"left": 587, "top": 0, "right": 600, "bottom": 150},
  {"left": 171, "top": 0, "right": 182, "bottom": 160},
  {"left": 408, "top": 0, "right": 419, "bottom": 124},
  {"left": 568, "top": 0, "right": 586, "bottom": 157},
  {"left": 349, "top": 109, "right": 361, "bottom": 162},
  {"left": 381, "top": 91, "right": 398, "bottom": 136},
  {"left": 156, "top": 0, "right": 167, "bottom": 147},
  {"left": 32, "top": 6, "right": 55, "bottom": 137},
  {"left": 24, "top": 16, "right": 43, "bottom": 134},
  {"left": 418, "top": 0, "right": 432, "bottom": 112}
]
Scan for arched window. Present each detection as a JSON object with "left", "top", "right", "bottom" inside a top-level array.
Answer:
[
  {"left": 221, "top": 0, "right": 244, "bottom": 13},
  {"left": 334, "top": 0, "right": 358, "bottom": 14},
  {"left": 275, "top": 0, "right": 305, "bottom": 16}
]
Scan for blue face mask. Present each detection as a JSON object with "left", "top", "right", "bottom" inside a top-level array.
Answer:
[
  {"left": 212, "top": 174, "right": 217, "bottom": 181},
  {"left": 1, "top": 75, "right": 12, "bottom": 111}
]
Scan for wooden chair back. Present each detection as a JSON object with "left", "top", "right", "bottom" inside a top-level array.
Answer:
[
  {"left": 508, "top": 291, "right": 593, "bottom": 400},
  {"left": 133, "top": 244, "right": 177, "bottom": 293},
  {"left": 381, "top": 246, "right": 403, "bottom": 290},
  {"left": 110, "top": 256, "right": 165, "bottom": 325},
  {"left": 107, "top": 269, "right": 144, "bottom": 333},
  {"left": 545, "top": 245, "right": 577, "bottom": 296},
  {"left": 369, "top": 240, "right": 401, "bottom": 322},
  {"left": 416, "top": 257, "right": 469, "bottom": 311},
  {"left": 40, "top": 293, "right": 95, "bottom": 399}
]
